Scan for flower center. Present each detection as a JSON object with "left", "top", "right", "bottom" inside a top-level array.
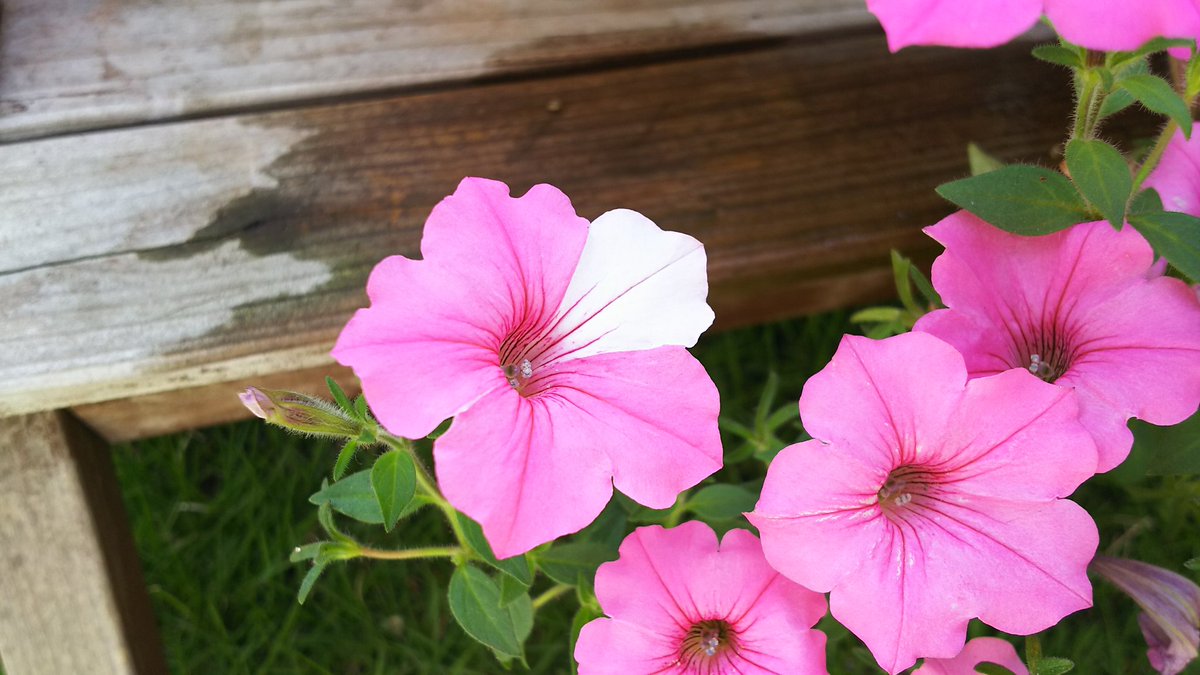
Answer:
[
  {"left": 1015, "top": 324, "right": 1077, "bottom": 383},
  {"left": 877, "top": 465, "right": 933, "bottom": 515},
  {"left": 500, "top": 358, "right": 533, "bottom": 389},
  {"left": 678, "top": 619, "right": 737, "bottom": 666}
]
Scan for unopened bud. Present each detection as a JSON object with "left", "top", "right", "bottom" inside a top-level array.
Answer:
[
  {"left": 1092, "top": 555, "right": 1200, "bottom": 675},
  {"left": 237, "top": 386, "right": 362, "bottom": 438}
]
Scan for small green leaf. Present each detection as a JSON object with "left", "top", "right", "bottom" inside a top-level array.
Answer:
[
  {"left": 1032, "top": 45, "right": 1083, "bottom": 68},
  {"left": 1065, "top": 139, "right": 1132, "bottom": 228},
  {"left": 975, "top": 662, "right": 1017, "bottom": 675},
  {"left": 326, "top": 376, "right": 353, "bottom": 413},
  {"left": 890, "top": 250, "right": 921, "bottom": 314},
  {"left": 687, "top": 484, "right": 758, "bottom": 522},
  {"left": 448, "top": 566, "right": 531, "bottom": 661},
  {"left": 353, "top": 395, "right": 370, "bottom": 421},
  {"left": 1035, "top": 656, "right": 1075, "bottom": 675},
  {"left": 456, "top": 513, "right": 534, "bottom": 586},
  {"left": 907, "top": 263, "right": 942, "bottom": 307},
  {"left": 536, "top": 542, "right": 617, "bottom": 587},
  {"left": 1110, "top": 37, "right": 1195, "bottom": 66},
  {"left": 1128, "top": 211, "right": 1200, "bottom": 282},
  {"left": 310, "top": 470, "right": 383, "bottom": 524},
  {"left": 1118, "top": 74, "right": 1194, "bottom": 138},
  {"left": 936, "top": 166, "right": 1090, "bottom": 235},
  {"left": 1129, "top": 188, "right": 1164, "bottom": 216},
  {"left": 968, "top": 142, "right": 1005, "bottom": 176},
  {"left": 297, "top": 561, "right": 328, "bottom": 605},
  {"left": 316, "top": 501, "right": 352, "bottom": 543},
  {"left": 332, "top": 438, "right": 359, "bottom": 481},
  {"left": 1132, "top": 410, "right": 1200, "bottom": 475},
  {"left": 850, "top": 306, "right": 903, "bottom": 324},
  {"left": 371, "top": 450, "right": 416, "bottom": 532},
  {"left": 1184, "top": 557, "right": 1200, "bottom": 571}
]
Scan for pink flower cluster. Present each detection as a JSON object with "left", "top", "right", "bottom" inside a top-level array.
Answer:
[
  {"left": 867, "top": 0, "right": 1200, "bottom": 53},
  {"left": 333, "top": 170, "right": 1200, "bottom": 672}
]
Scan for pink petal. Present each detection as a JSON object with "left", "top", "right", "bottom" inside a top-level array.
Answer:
[
  {"left": 749, "top": 440, "right": 890, "bottom": 593},
  {"left": 938, "top": 368, "right": 1098, "bottom": 498},
  {"left": 914, "top": 637, "right": 1028, "bottom": 675},
  {"left": 546, "top": 347, "right": 722, "bottom": 509},
  {"left": 1063, "top": 277, "right": 1200, "bottom": 470},
  {"left": 433, "top": 386, "right": 615, "bottom": 559},
  {"left": 548, "top": 209, "right": 714, "bottom": 364},
  {"left": 574, "top": 618, "right": 679, "bottom": 675},
  {"left": 798, "top": 333, "right": 964, "bottom": 469},
  {"left": 1046, "top": 0, "right": 1200, "bottom": 52},
  {"left": 1145, "top": 129, "right": 1200, "bottom": 218},
  {"left": 332, "top": 255, "right": 507, "bottom": 438},
  {"left": 865, "top": 0, "right": 1041, "bottom": 51},
  {"left": 912, "top": 309, "right": 1015, "bottom": 378}
]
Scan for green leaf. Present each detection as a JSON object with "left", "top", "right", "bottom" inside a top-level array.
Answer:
[
  {"left": 1110, "top": 37, "right": 1195, "bottom": 67},
  {"left": 687, "top": 484, "right": 758, "bottom": 522},
  {"left": 1064, "top": 139, "right": 1132, "bottom": 228},
  {"left": 316, "top": 501, "right": 352, "bottom": 543},
  {"left": 297, "top": 561, "right": 328, "bottom": 605},
  {"left": 353, "top": 395, "right": 370, "bottom": 421},
  {"left": 326, "top": 376, "right": 353, "bottom": 413},
  {"left": 1128, "top": 211, "right": 1200, "bottom": 282},
  {"left": 310, "top": 470, "right": 383, "bottom": 524},
  {"left": 975, "top": 663, "right": 1018, "bottom": 675},
  {"left": 1132, "top": 410, "right": 1200, "bottom": 475},
  {"left": 1032, "top": 45, "right": 1083, "bottom": 68},
  {"left": 1098, "top": 88, "right": 1136, "bottom": 119},
  {"left": 536, "top": 542, "right": 617, "bottom": 587},
  {"left": 290, "top": 542, "right": 324, "bottom": 562},
  {"left": 890, "top": 250, "right": 920, "bottom": 313},
  {"left": 1129, "top": 188, "right": 1164, "bottom": 216},
  {"left": 1118, "top": 74, "right": 1194, "bottom": 138},
  {"left": 936, "top": 166, "right": 1090, "bottom": 235},
  {"left": 498, "top": 573, "right": 527, "bottom": 607},
  {"left": 967, "top": 142, "right": 1005, "bottom": 176},
  {"left": 371, "top": 450, "right": 416, "bottom": 532},
  {"left": 456, "top": 513, "right": 534, "bottom": 586},
  {"left": 850, "top": 306, "right": 903, "bottom": 324},
  {"left": 1035, "top": 656, "right": 1075, "bottom": 675},
  {"left": 907, "top": 263, "right": 942, "bottom": 307},
  {"left": 447, "top": 566, "right": 532, "bottom": 661},
  {"left": 332, "top": 438, "right": 359, "bottom": 481},
  {"left": 1185, "top": 557, "right": 1200, "bottom": 571}
]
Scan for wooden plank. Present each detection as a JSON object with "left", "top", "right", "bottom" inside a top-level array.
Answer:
[
  {"left": 0, "top": 0, "right": 870, "bottom": 141},
  {"left": 1, "top": 34, "right": 1139, "bottom": 421},
  {"left": 0, "top": 411, "right": 167, "bottom": 674}
]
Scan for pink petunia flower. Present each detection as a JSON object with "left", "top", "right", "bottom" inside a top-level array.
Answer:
[
  {"left": 748, "top": 332, "right": 1098, "bottom": 674},
  {"left": 914, "top": 213, "right": 1200, "bottom": 472},
  {"left": 1092, "top": 555, "right": 1200, "bottom": 675},
  {"left": 1144, "top": 128, "right": 1200, "bottom": 218},
  {"left": 333, "top": 178, "right": 722, "bottom": 558},
  {"left": 574, "top": 522, "right": 828, "bottom": 674},
  {"left": 866, "top": 0, "right": 1200, "bottom": 53},
  {"left": 914, "top": 637, "right": 1028, "bottom": 675}
]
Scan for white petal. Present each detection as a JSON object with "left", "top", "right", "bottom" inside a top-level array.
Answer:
[{"left": 547, "top": 209, "right": 714, "bottom": 362}]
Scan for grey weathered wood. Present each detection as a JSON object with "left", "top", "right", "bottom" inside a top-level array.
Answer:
[
  {"left": 3, "top": 35, "right": 1141, "bottom": 427},
  {"left": 0, "top": 0, "right": 869, "bottom": 141},
  {"left": 0, "top": 411, "right": 167, "bottom": 674}
]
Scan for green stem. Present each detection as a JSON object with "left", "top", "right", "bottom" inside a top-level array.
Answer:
[
  {"left": 379, "top": 432, "right": 473, "bottom": 553},
  {"left": 357, "top": 545, "right": 460, "bottom": 561},
  {"left": 1071, "top": 70, "right": 1100, "bottom": 141},
  {"left": 1025, "top": 634, "right": 1044, "bottom": 674},
  {"left": 1131, "top": 119, "right": 1180, "bottom": 195},
  {"left": 531, "top": 584, "right": 573, "bottom": 610},
  {"left": 663, "top": 493, "right": 689, "bottom": 528}
]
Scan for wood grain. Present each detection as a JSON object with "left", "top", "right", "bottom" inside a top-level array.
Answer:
[
  {"left": 0, "top": 0, "right": 869, "bottom": 141},
  {"left": 0, "top": 411, "right": 167, "bottom": 674},
  {"left": 3, "top": 34, "right": 1135, "bottom": 425}
]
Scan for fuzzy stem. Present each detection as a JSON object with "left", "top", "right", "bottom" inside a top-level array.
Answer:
[
  {"left": 1131, "top": 119, "right": 1179, "bottom": 196},
  {"left": 357, "top": 545, "right": 461, "bottom": 561}
]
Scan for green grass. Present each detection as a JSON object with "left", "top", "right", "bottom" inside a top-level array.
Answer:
[{"left": 112, "top": 311, "right": 1200, "bottom": 673}]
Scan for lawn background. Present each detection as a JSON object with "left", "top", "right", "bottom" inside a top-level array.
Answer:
[{"left": 87, "top": 311, "right": 1200, "bottom": 673}]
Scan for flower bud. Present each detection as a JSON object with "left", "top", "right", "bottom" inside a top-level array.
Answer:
[
  {"left": 237, "top": 386, "right": 362, "bottom": 438},
  {"left": 1092, "top": 555, "right": 1200, "bottom": 675}
]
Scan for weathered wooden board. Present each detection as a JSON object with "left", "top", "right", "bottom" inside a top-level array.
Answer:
[
  {"left": 0, "top": 411, "right": 166, "bottom": 674},
  {"left": 0, "top": 0, "right": 870, "bottom": 141},
  {"left": 2, "top": 35, "right": 1112, "bottom": 424}
]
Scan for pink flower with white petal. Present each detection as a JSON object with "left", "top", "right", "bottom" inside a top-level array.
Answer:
[
  {"left": 866, "top": 0, "right": 1200, "bottom": 53},
  {"left": 914, "top": 637, "right": 1028, "bottom": 675},
  {"left": 1145, "top": 128, "right": 1200, "bottom": 218},
  {"left": 333, "top": 178, "right": 722, "bottom": 558},
  {"left": 574, "top": 522, "right": 828, "bottom": 675},
  {"left": 914, "top": 213, "right": 1200, "bottom": 472},
  {"left": 748, "top": 332, "right": 1098, "bottom": 674}
]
